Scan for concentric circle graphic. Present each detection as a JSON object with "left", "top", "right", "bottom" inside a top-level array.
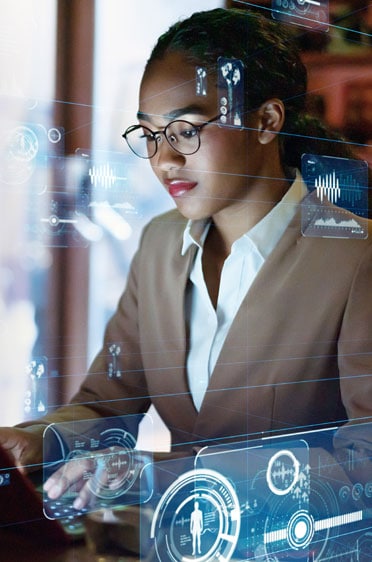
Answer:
[
  {"left": 150, "top": 468, "right": 241, "bottom": 562},
  {"left": 56, "top": 427, "right": 139, "bottom": 502},
  {"left": 86, "top": 428, "right": 139, "bottom": 499},
  {"left": 286, "top": 510, "right": 315, "bottom": 550}
]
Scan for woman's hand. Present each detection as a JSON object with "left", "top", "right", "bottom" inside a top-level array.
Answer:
[
  {"left": 0, "top": 426, "right": 44, "bottom": 472},
  {"left": 43, "top": 445, "right": 134, "bottom": 510}
]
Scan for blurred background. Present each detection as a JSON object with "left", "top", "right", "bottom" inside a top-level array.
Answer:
[{"left": 0, "top": 0, "right": 371, "bottom": 449}]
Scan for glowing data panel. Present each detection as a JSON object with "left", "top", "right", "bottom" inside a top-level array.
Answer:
[
  {"left": 1, "top": 122, "right": 63, "bottom": 188},
  {"left": 217, "top": 57, "right": 245, "bottom": 128},
  {"left": 142, "top": 426, "right": 372, "bottom": 560},
  {"left": 42, "top": 414, "right": 153, "bottom": 521},
  {"left": 196, "top": 66, "right": 208, "bottom": 97},
  {"left": 1, "top": 118, "right": 94, "bottom": 247},
  {"left": 301, "top": 153, "right": 369, "bottom": 239},
  {"left": 272, "top": 0, "right": 329, "bottom": 30},
  {"left": 76, "top": 149, "right": 137, "bottom": 215},
  {"left": 24, "top": 356, "right": 48, "bottom": 419},
  {"left": 196, "top": 440, "right": 310, "bottom": 561},
  {"left": 107, "top": 343, "right": 122, "bottom": 380}
]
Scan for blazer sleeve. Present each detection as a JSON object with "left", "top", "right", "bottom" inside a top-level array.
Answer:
[
  {"left": 337, "top": 240, "right": 372, "bottom": 423},
  {"left": 19, "top": 225, "right": 152, "bottom": 440},
  {"left": 334, "top": 239, "right": 372, "bottom": 475},
  {"left": 69, "top": 232, "right": 152, "bottom": 423}
]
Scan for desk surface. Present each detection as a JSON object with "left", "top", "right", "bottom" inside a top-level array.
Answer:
[
  {"left": 0, "top": 528, "right": 140, "bottom": 562},
  {"left": 0, "top": 532, "right": 140, "bottom": 562}
]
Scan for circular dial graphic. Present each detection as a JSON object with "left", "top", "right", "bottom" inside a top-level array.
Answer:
[
  {"left": 150, "top": 468, "right": 241, "bottom": 562},
  {"left": 266, "top": 449, "right": 300, "bottom": 496},
  {"left": 8, "top": 126, "right": 39, "bottom": 161},
  {"left": 87, "top": 428, "right": 139, "bottom": 499}
]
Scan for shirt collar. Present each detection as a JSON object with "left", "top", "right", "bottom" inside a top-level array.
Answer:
[
  {"left": 182, "top": 218, "right": 209, "bottom": 255},
  {"left": 181, "top": 172, "right": 307, "bottom": 257},
  {"left": 247, "top": 171, "right": 307, "bottom": 259}
]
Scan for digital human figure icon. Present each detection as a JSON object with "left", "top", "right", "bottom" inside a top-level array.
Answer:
[{"left": 190, "top": 500, "right": 203, "bottom": 556}]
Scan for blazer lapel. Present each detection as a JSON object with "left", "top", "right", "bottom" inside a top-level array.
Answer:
[
  {"left": 162, "top": 244, "right": 200, "bottom": 418},
  {"left": 193, "top": 210, "right": 303, "bottom": 438}
]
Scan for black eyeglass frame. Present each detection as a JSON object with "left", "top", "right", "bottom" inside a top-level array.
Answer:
[{"left": 122, "top": 114, "right": 221, "bottom": 159}]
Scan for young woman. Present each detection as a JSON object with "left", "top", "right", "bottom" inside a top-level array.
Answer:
[{"left": 1, "top": 8, "right": 372, "bottom": 477}]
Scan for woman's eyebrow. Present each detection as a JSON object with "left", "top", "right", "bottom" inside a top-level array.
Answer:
[{"left": 137, "top": 105, "right": 207, "bottom": 123}]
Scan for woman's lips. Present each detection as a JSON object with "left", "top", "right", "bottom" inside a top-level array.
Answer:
[{"left": 165, "top": 179, "right": 197, "bottom": 198}]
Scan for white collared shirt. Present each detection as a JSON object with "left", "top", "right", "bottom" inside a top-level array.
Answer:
[{"left": 182, "top": 174, "right": 307, "bottom": 411}]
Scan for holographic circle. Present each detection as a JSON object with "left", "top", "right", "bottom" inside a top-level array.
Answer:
[
  {"left": 87, "top": 428, "right": 139, "bottom": 499},
  {"left": 339, "top": 485, "right": 350, "bottom": 502},
  {"left": 365, "top": 481, "right": 372, "bottom": 499},
  {"left": 8, "top": 126, "right": 39, "bottom": 161},
  {"left": 266, "top": 450, "right": 300, "bottom": 496},
  {"left": 286, "top": 510, "right": 315, "bottom": 550},
  {"left": 150, "top": 468, "right": 241, "bottom": 562},
  {"left": 352, "top": 482, "right": 364, "bottom": 502},
  {"left": 47, "top": 127, "right": 62, "bottom": 144}
]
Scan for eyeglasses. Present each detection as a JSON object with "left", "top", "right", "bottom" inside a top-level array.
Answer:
[{"left": 122, "top": 115, "right": 220, "bottom": 159}]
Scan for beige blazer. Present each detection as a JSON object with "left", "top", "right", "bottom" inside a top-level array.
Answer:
[{"left": 33, "top": 197, "right": 372, "bottom": 452}]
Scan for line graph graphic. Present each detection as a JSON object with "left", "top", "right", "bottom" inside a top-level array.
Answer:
[{"left": 313, "top": 217, "right": 361, "bottom": 229}]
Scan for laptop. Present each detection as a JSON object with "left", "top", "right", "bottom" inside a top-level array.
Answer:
[{"left": 0, "top": 444, "right": 74, "bottom": 544}]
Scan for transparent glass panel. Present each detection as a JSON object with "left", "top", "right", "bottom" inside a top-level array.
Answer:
[{"left": 0, "top": 0, "right": 57, "bottom": 424}]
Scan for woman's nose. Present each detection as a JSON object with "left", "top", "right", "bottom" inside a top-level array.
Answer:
[{"left": 155, "top": 138, "right": 186, "bottom": 170}]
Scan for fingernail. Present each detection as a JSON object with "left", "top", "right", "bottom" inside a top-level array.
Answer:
[
  {"left": 73, "top": 497, "right": 84, "bottom": 510},
  {"left": 47, "top": 483, "right": 63, "bottom": 499}
]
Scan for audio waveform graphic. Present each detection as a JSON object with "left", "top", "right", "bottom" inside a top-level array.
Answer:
[
  {"left": 88, "top": 163, "right": 126, "bottom": 189},
  {"left": 315, "top": 170, "right": 340, "bottom": 204},
  {"left": 301, "top": 154, "right": 368, "bottom": 239},
  {"left": 315, "top": 170, "right": 364, "bottom": 207}
]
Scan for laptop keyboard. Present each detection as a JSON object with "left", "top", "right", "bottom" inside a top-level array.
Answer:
[
  {"left": 43, "top": 493, "right": 117, "bottom": 536},
  {"left": 42, "top": 494, "right": 88, "bottom": 536}
]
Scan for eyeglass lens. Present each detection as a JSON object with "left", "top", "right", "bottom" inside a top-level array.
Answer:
[{"left": 126, "top": 120, "right": 201, "bottom": 158}]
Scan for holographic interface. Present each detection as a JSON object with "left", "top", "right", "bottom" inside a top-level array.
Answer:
[
  {"left": 42, "top": 414, "right": 153, "bottom": 523},
  {"left": 272, "top": 0, "right": 329, "bottom": 31},
  {"left": 301, "top": 153, "right": 369, "bottom": 239},
  {"left": 141, "top": 424, "right": 372, "bottom": 561}
]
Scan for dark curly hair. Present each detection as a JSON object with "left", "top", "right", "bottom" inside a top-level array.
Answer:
[{"left": 145, "top": 8, "right": 358, "bottom": 170}]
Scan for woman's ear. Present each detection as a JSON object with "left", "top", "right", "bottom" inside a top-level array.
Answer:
[{"left": 257, "top": 98, "right": 285, "bottom": 145}]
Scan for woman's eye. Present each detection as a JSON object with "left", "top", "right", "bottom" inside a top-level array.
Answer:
[
  {"left": 180, "top": 128, "right": 198, "bottom": 139},
  {"left": 140, "top": 132, "right": 156, "bottom": 143}
]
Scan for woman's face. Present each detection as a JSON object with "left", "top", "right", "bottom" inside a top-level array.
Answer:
[{"left": 138, "top": 51, "right": 273, "bottom": 222}]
